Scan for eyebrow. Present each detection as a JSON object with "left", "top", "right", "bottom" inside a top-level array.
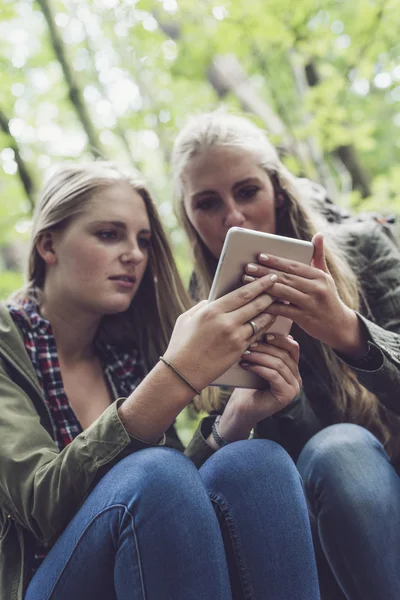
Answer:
[
  {"left": 91, "top": 220, "right": 151, "bottom": 234},
  {"left": 191, "top": 177, "right": 262, "bottom": 199}
]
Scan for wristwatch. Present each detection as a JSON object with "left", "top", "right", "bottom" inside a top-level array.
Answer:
[
  {"left": 212, "top": 415, "right": 231, "bottom": 448},
  {"left": 211, "top": 416, "right": 255, "bottom": 449}
]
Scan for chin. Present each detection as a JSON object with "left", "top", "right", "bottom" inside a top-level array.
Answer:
[{"left": 96, "top": 296, "right": 134, "bottom": 315}]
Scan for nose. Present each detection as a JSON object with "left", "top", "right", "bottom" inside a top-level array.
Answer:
[
  {"left": 224, "top": 203, "right": 245, "bottom": 228},
  {"left": 120, "top": 242, "right": 145, "bottom": 265}
]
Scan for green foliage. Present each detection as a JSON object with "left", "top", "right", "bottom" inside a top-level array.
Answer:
[
  {"left": 175, "top": 406, "right": 205, "bottom": 447},
  {"left": 0, "top": 271, "right": 23, "bottom": 301},
  {"left": 2, "top": 0, "right": 400, "bottom": 287}
]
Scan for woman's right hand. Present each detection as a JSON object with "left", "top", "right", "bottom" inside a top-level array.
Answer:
[{"left": 163, "top": 274, "right": 278, "bottom": 392}]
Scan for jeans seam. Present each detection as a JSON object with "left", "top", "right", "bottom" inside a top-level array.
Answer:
[
  {"left": 129, "top": 509, "right": 147, "bottom": 600},
  {"left": 210, "top": 492, "right": 255, "bottom": 600},
  {"left": 46, "top": 504, "right": 146, "bottom": 600}
]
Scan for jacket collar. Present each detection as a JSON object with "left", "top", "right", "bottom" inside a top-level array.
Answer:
[{"left": 0, "top": 303, "right": 42, "bottom": 395}]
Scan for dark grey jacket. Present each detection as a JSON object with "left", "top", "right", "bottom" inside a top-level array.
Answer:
[{"left": 186, "top": 220, "right": 400, "bottom": 469}]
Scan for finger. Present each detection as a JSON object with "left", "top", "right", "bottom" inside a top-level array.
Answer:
[
  {"left": 246, "top": 263, "right": 316, "bottom": 295},
  {"left": 311, "top": 233, "right": 330, "bottom": 274},
  {"left": 244, "top": 314, "right": 276, "bottom": 340},
  {"left": 265, "top": 302, "right": 302, "bottom": 321},
  {"left": 250, "top": 337, "right": 300, "bottom": 365},
  {"left": 241, "top": 351, "right": 296, "bottom": 386},
  {"left": 240, "top": 364, "right": 296, "bottom": 404},
  {"left": 257, "top": 254, "right": 318, "bottom": 281},
  {"left": 242, "top": 274, "right": 257, "bottom": 283},
  {"left": 258, "top": 282, "right": 308, "bottom": 310},
  {"left": 214, "top": 273, "right": 278, "bottom": 313},
  {"left": 242, "top": 347, "right": 298, "bottom": 383}
]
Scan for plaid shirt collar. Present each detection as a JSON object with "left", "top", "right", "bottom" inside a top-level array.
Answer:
[{"left": 8, "top": 300, "right": 146, "bottom": 451}]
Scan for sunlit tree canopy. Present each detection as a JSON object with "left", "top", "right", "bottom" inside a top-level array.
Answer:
[{"left": 2, "top": 0, "right": 400, "bottom": 294}]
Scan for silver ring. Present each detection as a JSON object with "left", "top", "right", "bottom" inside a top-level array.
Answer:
[{"left": 248, "top": 320, "right": 258, "bottom": 337}]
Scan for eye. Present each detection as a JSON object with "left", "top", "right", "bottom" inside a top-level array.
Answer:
[
  {"left": 237, "top": 186, "right": 260, "bottom": 200},
  {"left": 195, "top": 197, "right": 220, "bottom": 211},
  {"left": 96, "top": 230, "right": 119, "bottom": 241},
  {"left": 138, "top": 237, "right": 151, "bottom": 250}
]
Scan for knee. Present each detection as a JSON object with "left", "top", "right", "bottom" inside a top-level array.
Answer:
[
  {"left": 201, "top": 439, "right": 301, "bottom": 496},
  {"left": 97, "top": 448, "right": 207, "bottom": 508},
  {"left": 297, "top": 424, "right": 386, "bottom": 498}
]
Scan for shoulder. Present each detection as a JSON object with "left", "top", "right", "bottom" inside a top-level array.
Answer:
[
  {"left": 298, "top": 177, "right": 399, "bottom": 257},
  {"left": 324, "top": 219, "right": 399, "bottom": 270},
  {"left": 0, "top": 302, "right": 30, "bottom": 363},
  {"left": 0, "top": 302, "right": 22, "bottom": 334}
]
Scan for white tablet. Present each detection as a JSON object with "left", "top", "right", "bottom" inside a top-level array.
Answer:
[{"left": 208, "top": 227, "right": 314, "bottom": 389}]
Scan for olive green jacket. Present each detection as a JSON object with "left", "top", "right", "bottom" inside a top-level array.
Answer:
[{"left": 0, "top": 305, "right": 183, "bottom": 600}]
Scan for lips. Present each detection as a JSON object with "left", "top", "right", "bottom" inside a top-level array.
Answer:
[{"left": 109, "top": 275, "right": 136, "bottom": 283}]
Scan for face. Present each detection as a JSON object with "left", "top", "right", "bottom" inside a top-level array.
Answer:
[
  {"left": 182, "top": 146, "right": 277, "bottom": 258},
  {"left": 41, "top": 183, "right": 151, "bottom": 316}
]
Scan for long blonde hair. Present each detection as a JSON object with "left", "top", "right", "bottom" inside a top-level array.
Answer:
[
  {"left": 172, "top": 111, "right": 399, "bottom": 456},
  {"left": 12, "top": 161, "right": 191, "bottom": 371}
]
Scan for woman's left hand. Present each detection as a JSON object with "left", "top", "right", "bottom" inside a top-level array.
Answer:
[
  {"left": 244, "top": 233, "right": 366, "bottom": 356},
  {"left": 213, "top": 335, "right": 302, "bottom": 445}
]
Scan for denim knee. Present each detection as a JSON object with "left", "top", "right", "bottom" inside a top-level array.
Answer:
[
  {"left": 297, "top": 423, "right": 390, "bottom": 507},
  {"left": 200, "top": 439, "right": 301, "bottom": 497},
  {"left": 90, "top": 447, "right": 209, "bottom": 514}
]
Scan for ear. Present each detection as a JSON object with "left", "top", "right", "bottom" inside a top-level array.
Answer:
[{"left": 36, "top": 232, "right": 57, "bottom": 265}]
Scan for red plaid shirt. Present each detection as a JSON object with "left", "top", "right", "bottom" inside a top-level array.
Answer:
[{"left": 8, "top": 300, "right": 146, "bottom": 572}]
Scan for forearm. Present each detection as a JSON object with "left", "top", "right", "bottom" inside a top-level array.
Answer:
[
  {"left": 329, "top": 308, "right": 369, "bottom": 359},
  {"left": 118, "top": 360, "right": 196, "bottom": 443}
]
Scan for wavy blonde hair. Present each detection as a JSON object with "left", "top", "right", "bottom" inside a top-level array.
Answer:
[
  {"left": 172, "top": 111, "right": 399, "bottom": 456},
  {"left": 12, "top": 161, "right": 191, "bottom": 372}
]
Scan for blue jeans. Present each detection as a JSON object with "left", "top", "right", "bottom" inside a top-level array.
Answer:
[
  {"left": 297, "top": 424, "right": 400, "bottom": 600},
  {"left": 26, "top": 441, "right": 320, "bottom": 600}
]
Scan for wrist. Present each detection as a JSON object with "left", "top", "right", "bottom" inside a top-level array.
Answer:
[
  {"left": 206, "top": 432, "right": 219, "bottom": 451},
  {"left": 157, "top": 359, "right": 199, "bottom": 402},
  {"left": 206, "top": 414, "right": 253, "bottom": 451},
  {"left": 218, "top": 409, "right": 254, "bottom": 443},
  {"left": 331, "top": 308, "right": 369, "bottom": 359},
  {"left": 163, "top": 351, "right": 209, "bottom": 393},
  {"left": 118, "top": 361, "right": 194, "bottom": 443}
]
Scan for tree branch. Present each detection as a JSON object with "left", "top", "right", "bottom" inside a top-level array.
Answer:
[
  {"left": 36, "top": 0, "right": 104, "bottom": 158},
  {"left": 0, "top": 106, "right": 36, "bottom": 212}
]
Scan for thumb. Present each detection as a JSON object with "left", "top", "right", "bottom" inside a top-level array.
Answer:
[{"left": 311, "top": 233, "right": 329, "bottom": 273}]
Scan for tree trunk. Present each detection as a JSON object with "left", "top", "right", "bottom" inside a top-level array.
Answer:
[{"left": 36, "top": 0, "right": 104, "bottom": 158}]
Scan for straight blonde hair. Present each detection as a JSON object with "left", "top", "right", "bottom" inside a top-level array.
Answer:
[
  {"left": 12, "top": 161, "right": 191, "bottom": 372},
  {"left": 172, "top": 111, "right": 400, "bottom": 458}
]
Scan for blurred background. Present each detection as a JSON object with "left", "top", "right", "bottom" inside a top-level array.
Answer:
[{"left": 1, "top": 0, "right": 400, "bottom": 441}]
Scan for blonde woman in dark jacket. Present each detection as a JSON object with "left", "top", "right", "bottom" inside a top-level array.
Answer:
[
  {"left": 172, "top": 111, "right": 400, "bottom": 600},
  {"left": 0, "top": 162, "right": 320, "bottom": 600}
]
